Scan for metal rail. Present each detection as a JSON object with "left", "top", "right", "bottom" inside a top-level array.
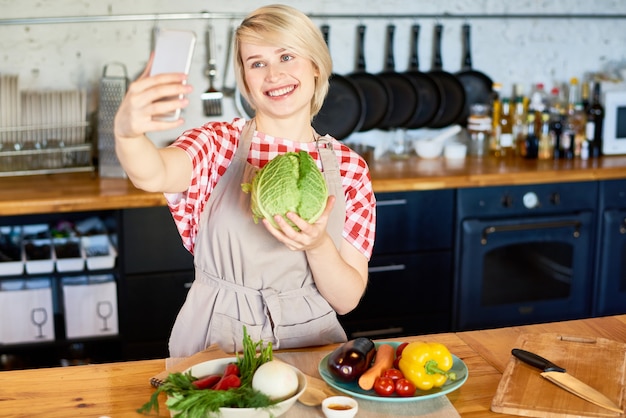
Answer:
[{"left": 1, "top": 12, "right": 625, "bottom": 26}]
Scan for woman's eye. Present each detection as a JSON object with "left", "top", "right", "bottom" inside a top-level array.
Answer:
[
  {"left": 281, "top": 54, "right": 294, "bottom": 62},
  {"left": 251, "top": 61, "right": 265, "bottom": 69}
]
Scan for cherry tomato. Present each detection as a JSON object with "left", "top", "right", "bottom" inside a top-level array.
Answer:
[
  {"left": 383, "top": 368, "right": 404, "bottom": 381},
  {"left": 373, "top": 376, "right": 395, "bottom": 397},
  {"left": 395, "top": 378, "right": 417, "bottom": 397},
  {"left": 395, "top": 342, "right": 409, "bottom": 358}
]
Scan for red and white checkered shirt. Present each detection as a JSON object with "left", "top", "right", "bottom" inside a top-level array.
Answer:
[{"left": 164, "top": 118, "right": 376, "bottom": 260}]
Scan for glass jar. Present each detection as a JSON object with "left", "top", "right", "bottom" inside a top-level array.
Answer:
[{"left": 467, "top": 103, "right": 492, "bottom": 158}]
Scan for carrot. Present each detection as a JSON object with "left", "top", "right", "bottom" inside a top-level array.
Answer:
[{"left": 357, "top": 343, "right": 396, "bottom": 390}]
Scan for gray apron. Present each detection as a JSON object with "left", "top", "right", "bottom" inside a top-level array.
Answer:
[{"left": 169, "top": 120, "right": 348, "bottom": 357}]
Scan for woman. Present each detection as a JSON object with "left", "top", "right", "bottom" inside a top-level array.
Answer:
[{"left": 114, "top": 4, "right": 375, "bottom": 357}]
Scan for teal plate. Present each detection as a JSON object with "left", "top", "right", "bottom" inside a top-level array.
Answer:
[{"left": 318, "top": 341, "right": 468, "bottom": 402}]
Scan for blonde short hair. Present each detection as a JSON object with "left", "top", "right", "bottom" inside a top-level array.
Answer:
[{"left": 234, "top": 4, "right": 331, "bottom": 119}]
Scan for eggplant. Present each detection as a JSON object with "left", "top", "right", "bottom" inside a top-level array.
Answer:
[{"left": 326, "top": 337, "right": 376, "bottom": 382}]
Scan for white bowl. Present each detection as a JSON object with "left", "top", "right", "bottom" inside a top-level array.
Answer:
[
  {"left": 175, "top": 357, "right": 307, "bottom": 418},
  {"left": 414, "top": 140, "right": 444, "bottom": 159},
  {"left": 444, "top": 142, "right": 468, "bottom": 159},
  {"left": 322, "top": 395, "right": 358, "bottom": 418}
]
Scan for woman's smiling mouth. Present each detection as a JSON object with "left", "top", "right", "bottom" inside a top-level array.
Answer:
[{"left": 266, "top": 84, "right": 297, "bottom": 97}]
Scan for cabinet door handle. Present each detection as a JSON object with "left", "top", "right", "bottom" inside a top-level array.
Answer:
[
  {"left": 481, "top": 220, "right": 582, "bottom": 245},
  {"left": 376, "top": 199, "right": 407, "bottom": 207},
  {"left": 368, "top": 264, "right": 406, "bottom": 273}
]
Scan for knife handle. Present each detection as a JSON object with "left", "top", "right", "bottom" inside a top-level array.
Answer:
[{"left": 512, "top": 348, "right": 566, "bottom": 373}]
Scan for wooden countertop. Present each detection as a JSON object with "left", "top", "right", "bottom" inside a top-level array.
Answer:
[
  {"left": 1, "top": 155, "right": 626, "bottom": 216},
  {"left": 1, "top": 314, "right": 624, "bottom": 417}
]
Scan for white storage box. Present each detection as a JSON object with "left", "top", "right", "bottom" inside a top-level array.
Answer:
[
  {"left": 0, "top": 278, "right": 55, "bottom": 344},
  {"left": 0, "top": 226, "right": 23, "bottom": 276},
  {"left": 82, "top": 235, "right": 117, "bottom": 270},
  {"left": 62, "top": 274, "right": 119, "bottom": 339},
  {"left": 54, "top": 237, "right": 84, "bottom": 272},
  {"left": 22, "top": 224, "right": 54, "bottom": 275}
]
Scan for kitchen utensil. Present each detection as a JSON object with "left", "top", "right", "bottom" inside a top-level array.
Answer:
[
  {"left": 512, "top": 348, "right": 623, "bottom": 414},
  {"left": 321, "top": 396, "right": 358, "bottom": 418},
  {"left": 97, "top": 62, "right": 129, "bottom": 178},
  {"left": 201, "top": 22, "right": 223, "bottom": 116},
  {"left": 413, "top": 124, "right": 462, "bottom": 159},
  {"left": 427, "top": 23, "right": 466, "bottom": 129},
  {"left": 455, "top": 23, "right": 494, "bottom": 126},
  {"left": 403, "top": 24, "right": 442, "bottom": 129},
  {"left": 377, "top": 24, "right": 420, "bottom": 130},
  {"left": 492, "top": 333, "right": 626, "bottom": 418},
  {"left": 312, "top": 24, "right": 365, "bottom": 140},
  {"left": 298, "top": 373, "right": 342, "bottom": 406},
  {"left": 348, "top": 24, "right": 393, "bottom": 132}
]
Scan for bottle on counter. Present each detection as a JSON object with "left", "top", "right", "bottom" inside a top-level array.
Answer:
[
  {"left": 524, "top": 112, "right": 539, "bottom": 159},
  {"left": 490, "top": 82, "right": 503, "bottom": 156},
  {"left": 512, "top": 96, "right": 527, "bottom": 157},
  {"left": 498, "top": 97, "right": 515, "bottom": 158},
  {"left": 586, "top": 81, "right": 604, "bottom": 158},
  {"left": 550, "top": 108, "right": 566, "bottom": 159},
  {"left": 581, "top": 80, "right": 590, "bottom": 112},
  {"left": 538, "top": 111, "right": 554, "bottom": 160},
  {"left": 571, "top": 102, "right": 587, "bottom": 157},
  {"left": 467, "top": 103, "right": 492, "bottom": 158},
  {"left": 529, "top": 82, "right": 549, "bottom": 114}
]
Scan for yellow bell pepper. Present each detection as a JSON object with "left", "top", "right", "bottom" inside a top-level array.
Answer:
[{"left": 398, "top": 342, "right": 457, "bottom": 391}]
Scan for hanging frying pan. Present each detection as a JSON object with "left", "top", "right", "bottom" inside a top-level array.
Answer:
[
  {"left": 427, "top": 23, "right": 466, "bottom": 129},
  {"left": 455, "top": 23, "right": 494, "bottom": 125},
  {"left": 312, "top": 25, "right": 366, "bottom": 140},
  {"left": 348, "top": 24, "right": 393, "bottom": 132},
  {"left": 377, "top": 24, "right": 420, "bottom": 130},
  {"left": 403, "top": 24, "right": 442, "bottom": 129}
]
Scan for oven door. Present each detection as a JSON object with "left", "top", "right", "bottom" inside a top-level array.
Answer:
[
  {"left": 455, "top": 211, "right": 595, "bottom": 331},
  {"left": 594, "top": 209, "right": 626, "bottom": 315}
]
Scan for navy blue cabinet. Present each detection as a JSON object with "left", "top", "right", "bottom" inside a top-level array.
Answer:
[{"left": 339, "top": 190, "right": 455, "bottom": 339}]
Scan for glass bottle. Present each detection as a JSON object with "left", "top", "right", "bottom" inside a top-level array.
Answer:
[
  {"left": 490, "top": 82, "right": 502, "bottom": 156},
  {"left": 524, "top": 112, "right": 539, "bottom": 159},
  {"left": 571, "top": 102, "right": 587, "bottom": 157},
  {"left": 586, "top": 82, "right": 604, "bottom": 158},
  {"left": 538, "top": 111, "right": 553, "bottom": 160},
  {"left": 512, "top": 96, "right": 527, "bottom": 157},
  {"left": 498, "top": 97, "right": 515, "bottom": 158},
  {"left": 467, "top": 103, "right": 492, "bottom": 158}
]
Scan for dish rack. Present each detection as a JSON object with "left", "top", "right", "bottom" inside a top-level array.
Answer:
[{"left": 0, "top": 122, "right": 93, "bottom": 177}]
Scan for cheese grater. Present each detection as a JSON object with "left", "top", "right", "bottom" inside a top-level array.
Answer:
[{"left": 97, "top": 63, "right": 128, "bottom": 178}]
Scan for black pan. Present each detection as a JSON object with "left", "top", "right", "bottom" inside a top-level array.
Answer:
[
  {"left": 455, "top": 23, "right": 494, "bottom": 126},
  {"left": 427, "top": 23, "right": 466, "bottom": 129},
  {"left": 348, "top": 24, "right": 393, "bottom": 132},
  {"left": 312, "top": 25, "right": 366, "bottom": 140},
  {"left": 377, "top": 24, "right": 420, "bottom": 130},
  {"left": 403, "top": 24, "right": 442, "bottom": 129}
]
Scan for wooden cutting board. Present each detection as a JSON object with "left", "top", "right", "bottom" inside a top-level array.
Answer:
[{"left": 491, "top": 333, "right": 626, "bottom": 418}]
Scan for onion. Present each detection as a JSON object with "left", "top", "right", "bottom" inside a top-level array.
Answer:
[{"left": 252, "top": 360, "right": 299, "bottom": 401}]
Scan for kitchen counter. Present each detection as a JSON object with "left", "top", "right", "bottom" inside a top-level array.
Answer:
[
  {"left": 1, "top": 314, "right": 624, "bottom": 417},
  {"left": 1, "top": 155, "right": 626, "bottom": 216}
]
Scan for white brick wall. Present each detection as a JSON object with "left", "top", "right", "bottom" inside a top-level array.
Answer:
[{"left": 1, "top": 0, "right": 626, "bottom": 145}]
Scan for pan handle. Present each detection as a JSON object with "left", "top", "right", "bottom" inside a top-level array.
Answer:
[
  {"left": 433, "top": 23, "right": 444, "bottom": 71},
  {"left": 409, "top": 24, "right": 421, "bottom": 71},
  {"left": 320, "top": 24, "right": 330, "bottom": 46},
  {"left": 462, "top": 23, "right": 473, "bottom": 71},
  {"left": 356, "top": 24, "right": 367, "bottom": 72},
  {"left": 384, "top": 24, "right": 396, "bottom": 72}
]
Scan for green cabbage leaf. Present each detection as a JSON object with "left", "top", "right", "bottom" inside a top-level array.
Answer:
[{"left": 241, "top": 151, "right": 328, "bottom": 229}]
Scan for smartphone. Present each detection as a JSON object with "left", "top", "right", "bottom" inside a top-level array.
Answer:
[{"left": 149, "top": 29, "right": 197, "bottom": 121}]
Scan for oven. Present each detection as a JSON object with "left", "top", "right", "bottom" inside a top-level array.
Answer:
[
  {"left": 594, "top": 179, "right": 626, "bottom": 316},
  {"left": 453, "top": 181, "right": 598, "bottom": 331}
]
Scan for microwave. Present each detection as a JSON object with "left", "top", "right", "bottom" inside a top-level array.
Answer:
[{"left": 602, "top": 89, "right": 626, "bottom": 155}]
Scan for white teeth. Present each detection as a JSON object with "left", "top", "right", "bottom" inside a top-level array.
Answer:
[{"left": 267, "top": 85, "right": 295, "bottom": 97}]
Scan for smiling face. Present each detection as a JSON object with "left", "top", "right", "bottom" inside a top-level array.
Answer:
[{"left": 240, "top": 42, "right": 319, "bottom": 120}]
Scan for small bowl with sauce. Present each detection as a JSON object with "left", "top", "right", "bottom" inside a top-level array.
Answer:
[{"left": 321, "top": 396, "right": 358, "bottom": 418}]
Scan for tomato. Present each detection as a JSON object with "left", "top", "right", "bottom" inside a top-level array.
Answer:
[
  {"left": 395, "top": 378, "right": 417, "bottom": 397},
  {"left": 383, "top": 368, "right": 404, "bottom": 381},
  {"left": 395, "top": 342, "right": 409, "bottom": 358},
  {"left": 373, "top": 376, "right": 395, "bottom": 397}
]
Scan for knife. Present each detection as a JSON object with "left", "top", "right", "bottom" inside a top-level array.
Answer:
[{"left": 512, "top": 348, "right": 623, "bottom": 414}]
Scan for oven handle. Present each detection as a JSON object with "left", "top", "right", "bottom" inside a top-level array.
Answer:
[{"left": 481, "top": 220, "right": 581, "bottom": 245}]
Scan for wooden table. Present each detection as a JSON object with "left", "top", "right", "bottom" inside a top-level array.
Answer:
[{"left": 1, "top": 314, "right": 624, "bottom": 417}]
